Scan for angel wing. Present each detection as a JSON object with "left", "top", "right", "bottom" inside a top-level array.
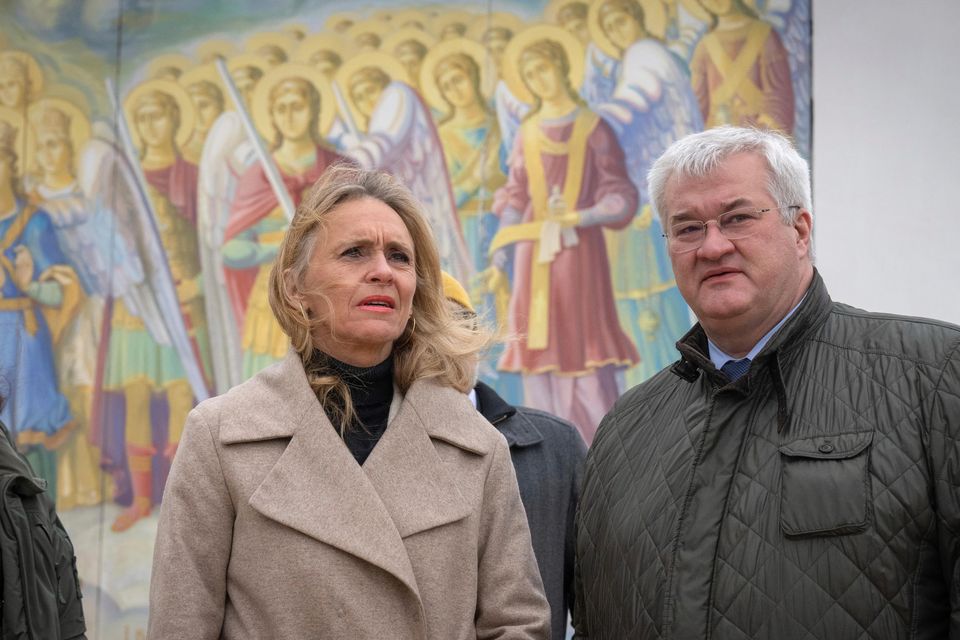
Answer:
[
  {"left": 493, "top": 79, "right": 530, "bottom": 176},
  {"left": 764, "top": 0, "right": 811, "bottom": 159},
  {"left": 196, "top": 111, "right": 256, "bottom": 394},
  {"left": 346, "top": 81, "right": 473, "bottom": 283},
  {"left": 77, "top": 127, "right": 209, "bottom": 402},
  {"left": 581, "top": 42, "right": 620, "bottom": 107},
  {"left": 591, "top": 39, "right": 704, "bottom": 205}
]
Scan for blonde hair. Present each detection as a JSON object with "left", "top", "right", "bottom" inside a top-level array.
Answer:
[{"left": 268, "top": 163, "right": 490, "bottom": 430}]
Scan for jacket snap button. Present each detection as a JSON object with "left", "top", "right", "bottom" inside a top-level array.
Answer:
[{"left": 818, "top": 442, "right": 835, "bottom": 453}]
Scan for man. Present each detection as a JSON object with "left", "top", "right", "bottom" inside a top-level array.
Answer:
[
  {"left": 443, "top": 272, "right": 586, "bottom": 640},
  {"left": 575, "top": 126, "right": 960, "bottom": 638}
]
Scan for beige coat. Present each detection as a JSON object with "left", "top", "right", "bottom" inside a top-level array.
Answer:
[{"left": 147, "top": 351, "right": 550, "bottom": 639}]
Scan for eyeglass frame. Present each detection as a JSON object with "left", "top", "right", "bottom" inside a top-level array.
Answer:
[{"left": 661, "top": 205, "right": 802, "bottom": 253}]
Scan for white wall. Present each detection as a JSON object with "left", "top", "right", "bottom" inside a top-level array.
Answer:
[{"left": 813, "top": 0, "right": 960, "bottom": 325}]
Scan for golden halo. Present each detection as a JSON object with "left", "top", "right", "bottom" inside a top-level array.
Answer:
[
  {"left": 544, "top": 0, "right": 589, "bottom": 25},
  {"left": 325, "top": 12, "right": 358, "bottom": 34},
  {"left": 281, "top": 22, "right": 309, "bottom": 41},
  {"left": 382, "top": 28, "right": 438, "bottom": 85},
  {"left": 146, "top": 53, "right": 195, "bottom": 81},
  {"left": 245, "top": 31, "right": 299, "bottom": 64},
  {"left": 466, "top": 12, "right": 526, "bottom": 42},
  {"left": 419, "top": 38, "right": 495, "bottom": 114},
  {"left": 588, "top": 0, "right": 668, "bottom": 59},
  {"left": 226, "top": 52, "right": 268, "bottom": 76},
  {"left": 293, "top": 34, "right": 355, "bottom": 65},
  {"left": 347, "top": 20, "right": 391, "bottom": 49},
  {"left": 391, "top": 9, "right": 431, "bottom": 31},
  {"left": 371, "top": 8, "right": 396, "bottom": 23},
  {"left": 42, "top": 83, "right": 91, "bottom": 114},
  {"left": 196, "top": 39, "right": 238, "bottom": 64},
  {"left": 27, "top": 98, "right": 92, "bottom": 175},
  {"left": 501, "top": 24, "right": 585, "bottom": 106},
  {"left": 430, "top": 11, "right": 478, "bottom": 40},
  {"left": 250, "top": 63, "right": 337, "bottom": 141},
  {"left": 122, "top": 79, "right": 196, "bottom": 152},
  {"left": 0, "top": 106, "right": 27, "bottom": 174},
  {"left": 381, "top": 27, "right": 438, "bottom": 55},
  {"left": 334, "top": 51, "right": 408, "bottom": 132},
  {"left": 0, "top": 50, "right": 45, "bottom": 103},
  {"left": 179, "top": 63, "right": 235, "bottom": 110}
]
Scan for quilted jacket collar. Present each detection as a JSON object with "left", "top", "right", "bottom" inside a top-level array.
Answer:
[{"left": 672, "top": 269, "right": 833, "bottom": 388}]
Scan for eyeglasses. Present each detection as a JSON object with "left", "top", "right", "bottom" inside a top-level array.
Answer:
[{"left": 663, "top": 205, "right": 800, "bottom": 253}]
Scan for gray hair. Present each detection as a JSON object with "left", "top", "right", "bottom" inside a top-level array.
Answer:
[{"left": 647, "top": 126, "right": 812, "bottom": 230}]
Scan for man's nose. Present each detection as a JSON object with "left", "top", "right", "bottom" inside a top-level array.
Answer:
[{"left": 697, "top": 220, "right": 735, "bottom": 258}]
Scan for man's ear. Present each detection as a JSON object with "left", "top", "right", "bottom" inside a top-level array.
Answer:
[{"left": 793, "top": 208, "right": 813, "bottom": 256}]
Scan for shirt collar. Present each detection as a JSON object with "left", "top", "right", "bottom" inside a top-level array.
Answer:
[{"left": 707, "top": 294, "right": 807, "bottom": 370}]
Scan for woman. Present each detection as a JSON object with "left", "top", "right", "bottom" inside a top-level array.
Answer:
[
  {"left": 491, "top": 29, "right": 639, "bottom": 443},
  {"left": 148, "top": 164, "right": 550, "bottom": 639}
]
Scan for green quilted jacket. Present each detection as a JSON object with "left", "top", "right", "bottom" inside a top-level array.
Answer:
[{"left": 575, "top": 271, "right": 960, "bottom": 639}]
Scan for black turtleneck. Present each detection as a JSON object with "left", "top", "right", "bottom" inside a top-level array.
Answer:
[{"left": 320, "top": 354, "right": 394, "bottom": 465}]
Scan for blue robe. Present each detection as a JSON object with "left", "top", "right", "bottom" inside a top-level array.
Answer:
[{"left": 0, "top": 201, "right": 73, "bottom": 446}]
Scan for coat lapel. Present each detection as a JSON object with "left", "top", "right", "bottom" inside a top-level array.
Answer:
[
  {"left": 362, "top": 380, "right": 478, "bottom": 538},
  {"left": 237, "top": 353, "right": 422, "bottom": 599}
]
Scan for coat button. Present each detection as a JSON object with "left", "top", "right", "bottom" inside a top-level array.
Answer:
[{"left": 818, "top": 441, "right": 835, "bottom": 453}]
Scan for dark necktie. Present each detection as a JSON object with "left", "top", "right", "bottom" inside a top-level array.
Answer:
[{"left": 721, "top": 358, "right": 751, "bottom": 381}]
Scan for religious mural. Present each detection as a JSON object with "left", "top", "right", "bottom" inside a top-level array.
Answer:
[{"left": 0, "top": 0, "right": 810, "bottom": 636}]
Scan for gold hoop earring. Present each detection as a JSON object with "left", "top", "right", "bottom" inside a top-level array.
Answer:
[
  {"left": 408, "top": 315, "right": 416, "bottom": 336},
  {"left": 298, "top": 300, "right": 310, "bottom": 323}
]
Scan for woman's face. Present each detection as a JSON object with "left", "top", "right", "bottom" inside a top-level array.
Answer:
[
  {"left": 521, "top": 52, "right": 563, "bottom": 102},
  {"left": 270, "top": 84, "right": 313, "bottom": 142},
  {"left": 35, "top": 129, "right": 72, "bottom": 178},
  {"left": 601, "top": 8, "right": 642, "bottom": 51},
  {"left": 301, "top": 197, "right": 417, "bottom": 367},
  {"left": 438, "top": 64, "right": 477, "bottom": 110}
]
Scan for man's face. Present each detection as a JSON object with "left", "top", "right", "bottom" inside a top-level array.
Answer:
[{"left": 664, "top": 152, "right": 812, "bottom": 340}]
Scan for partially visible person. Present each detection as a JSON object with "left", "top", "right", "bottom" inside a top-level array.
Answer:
[
  {"left": 443, "top": 272, "right": 586, "bottom": 640},
  {"left": 149, "top": 164, "right": 550, "bottom": 639},
  {"left": 575, "top": 126, "right": 960, "bottom": 638},
  {"left": 0, "top": 390, "right": 86, "bottom": 639}
]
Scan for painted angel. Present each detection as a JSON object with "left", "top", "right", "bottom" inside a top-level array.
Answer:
[
  {"left": 688, "top": 0, "right": 811, "bottom": 157},
  {"left": 197, "top": 62, "right": 346, "bottom": 386},
  {"left": 583, "top": 0, "right": 704, "bottom": 386},
  {"left": 335, "top": 52, "right": 472, "bottom": 284}
]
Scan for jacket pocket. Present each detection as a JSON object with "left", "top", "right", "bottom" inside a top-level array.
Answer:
[{"left": 779, "top": 431, "right": 873, "bottom": 536}]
